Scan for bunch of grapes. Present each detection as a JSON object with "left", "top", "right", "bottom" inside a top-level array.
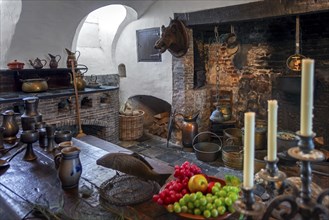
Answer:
[{"left": 153, "top": 161, "right": 202, "bottom": 205}]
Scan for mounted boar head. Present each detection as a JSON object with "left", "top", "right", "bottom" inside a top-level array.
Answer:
[{"left": 154, "top": 18, "right": 189, "bottom": 58}]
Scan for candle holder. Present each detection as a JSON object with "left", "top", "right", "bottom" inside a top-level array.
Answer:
[
  {"left": 233, "top": 187, "right": 266, "bottom": 220},
  {"left": 258, "top": 157, "right": 286, "bottom": 197},
  {"left": 260, "top": 132, "right": 329, "bottom": 219}
]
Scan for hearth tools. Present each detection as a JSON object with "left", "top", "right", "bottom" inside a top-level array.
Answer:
[
  {"left": 209, "top": 26, "right": 224, "bottom": 123},
  {"left": 20, "top": 130, "right": 38, "bottom": 161},
  {"left": 70, "top": 59, "right": 86, "bottom": 138},
  {"left": 166, "top": 109, "right": 176, "bottom": 147},
  {"left": 45, "top": 124, "right": 56, "bottom": 152},
  {"left": 286, "top": 15, "right": 306, "bottom": 71}
]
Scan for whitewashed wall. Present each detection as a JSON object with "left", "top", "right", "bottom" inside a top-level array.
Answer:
[{"left": 0, "top": 0, "right": 260, "bottom": 105}]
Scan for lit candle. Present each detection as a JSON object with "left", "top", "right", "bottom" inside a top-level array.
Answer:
[
  {"left": 267, "top": 100, "right": 278, "bottom": 161},
  {"left": 300, "top": 59, "right": 314, "bottom": 136},
  {"left": 243, "top": 112, "right": 255, "bottom": 189}
]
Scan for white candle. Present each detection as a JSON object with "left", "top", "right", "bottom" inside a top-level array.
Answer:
[
  {"left": 243, "top": 112, "right": 255, "bottom": 189},
  {"left": 300, "top": 59, "right": 314, "bottom": 136},
  {"left": 267, "top": 100, "right": 278, "bottom": 161}
]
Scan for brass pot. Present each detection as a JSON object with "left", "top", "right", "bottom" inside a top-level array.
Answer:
[{"left": 20, "top": 78, "right": 48, "bottom": 93}]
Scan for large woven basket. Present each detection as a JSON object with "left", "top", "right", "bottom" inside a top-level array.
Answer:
[{"left": 119, "top": 110, "right": 144, "bottom": 140}]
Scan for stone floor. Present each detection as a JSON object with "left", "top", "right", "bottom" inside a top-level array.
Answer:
[{"left": 117, "top": 132, "right": 243, "bottom": 181}]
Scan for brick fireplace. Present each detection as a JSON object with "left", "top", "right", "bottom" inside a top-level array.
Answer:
[{"left": 170, "top": 0, "right": 329, "bottom": 146}]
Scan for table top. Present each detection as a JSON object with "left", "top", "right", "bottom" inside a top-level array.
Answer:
[{"left": 0, "top": 136, "right": 176, "bottom": 220}]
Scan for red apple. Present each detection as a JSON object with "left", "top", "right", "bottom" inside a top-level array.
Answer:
[
  {"left": 188, "top": 174, "right": 208, "bottom": 193},
  {"left": 206, "top": 181, "right": 216, "bottom": 194}
]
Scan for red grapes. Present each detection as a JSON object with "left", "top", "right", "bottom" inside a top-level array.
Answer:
[{"left": 153, "top": 161, "right": 202, "bottom": 205}]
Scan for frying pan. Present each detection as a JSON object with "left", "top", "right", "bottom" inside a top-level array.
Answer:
[{"left": 286, "top": 16, "right": 306, "bottom": 71}]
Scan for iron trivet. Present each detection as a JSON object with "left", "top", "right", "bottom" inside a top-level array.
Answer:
[{"left": 99, "top": 174, "right": 160, "bottom": 206}]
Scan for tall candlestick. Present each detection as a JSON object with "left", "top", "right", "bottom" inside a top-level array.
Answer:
[
  {"left": 300, "top": 59, "right": 314, "bottom": 136},
  {"left": 267, "top": 100, "right": 278, "bottom": 161},
  {"left": 243, "top": 112, "right": 255, "bottom": 189}
]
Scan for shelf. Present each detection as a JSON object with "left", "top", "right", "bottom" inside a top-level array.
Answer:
[{"left": 0, "top": 68, "right": 87, "bottom": 75}]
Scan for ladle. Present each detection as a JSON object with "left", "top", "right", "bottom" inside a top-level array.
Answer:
[{"left": 0, "top": 145, "right": 26, "bottom": 168}]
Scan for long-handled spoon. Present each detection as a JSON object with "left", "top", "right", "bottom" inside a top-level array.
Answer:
[
  {"left": 0, "top": 145, "right": 27, "bottom": 168},
  {"left": 0, "top": 142, "right": 21, "bottom": 156}
]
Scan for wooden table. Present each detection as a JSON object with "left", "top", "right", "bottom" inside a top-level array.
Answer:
[{"left": 0, "top": 135, "right": 176, "bottom": 220}]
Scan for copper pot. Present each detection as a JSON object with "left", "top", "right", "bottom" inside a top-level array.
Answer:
[{"left": 20, "top": 78, "right": 48, "bottom": 92}]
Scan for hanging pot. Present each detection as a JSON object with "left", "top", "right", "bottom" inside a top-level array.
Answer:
[
  {"left": 20, "top": 78, "right": 49, "bottom": 93},
  {"left": 286, "top": 16, "right": 306, "bottom": 71}
]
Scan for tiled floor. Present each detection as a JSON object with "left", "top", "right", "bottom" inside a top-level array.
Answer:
[{"left": 117, "top": 133, "right": 243, "bottom": 180}]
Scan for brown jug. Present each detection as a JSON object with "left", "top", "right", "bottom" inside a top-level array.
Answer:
[
  {"left": 65, "top": 48, "right": 80, "bottom": 68},
  {"left": 48, "top": 53, "right": 61, "bottom": 69}
]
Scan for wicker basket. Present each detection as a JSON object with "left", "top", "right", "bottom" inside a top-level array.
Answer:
[{"left": 119, "top": 110, "right": 144, "bottom": 140}]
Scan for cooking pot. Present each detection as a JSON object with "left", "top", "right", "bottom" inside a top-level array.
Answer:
[
  {"left": 7, "top": 60, "right": 25, "bottom": 70},
  {"left": 20, "top": 78, "right": 48, "bottom": 93}
]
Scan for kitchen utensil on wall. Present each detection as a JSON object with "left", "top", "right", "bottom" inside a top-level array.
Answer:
[
  {"left": 21, "top": 97, "right": 42, "bottom": 131},
  {"left": 1, "top": 110, "right": 19, "bottom": 144},
  {"left": 7, "top": 60, "right": 24, "bottom": 70},
  {"left": 286, "top": 16, "right": 306, "bottom": 71},
  {"left": 29, "top": 57, "right": 47, "bottom": 69},
  {"left": 54, "top": 146, "right": 82, "bottom": 189},
  {"left": 20, "top": 78, "right": 49, "bottom": 93},
  {"left": 48, "top": 53, "right": 61, "bottom": 69},
  {"left": 175, "top": 111, "right": 199, "bottom": 148},
  {"left": 65, "top": 48, "right": 80, "bottom": 68}
]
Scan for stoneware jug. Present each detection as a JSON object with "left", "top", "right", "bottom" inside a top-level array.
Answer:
[
  {"left": 175, "top": 111, "right": 199, "bottom": 148},
  {"left": 48, "top": 53, "right": 61, "bottom": 69},
  {"left": 1, "top": 110, "right": 20, "bottom": 143},
  {"left": 55, "top": 146, "right": 82, "bottom": 189}
]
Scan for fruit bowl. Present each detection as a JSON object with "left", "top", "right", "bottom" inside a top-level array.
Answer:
[{"left": 165, "top": 176, "right": 234, "bottom": 220}]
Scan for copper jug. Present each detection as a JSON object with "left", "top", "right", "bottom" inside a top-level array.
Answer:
[
  {"left": 65, "top": 48, "right": 80, "bottom": 68},
  {"left": 175, "top": 111, "right": 199, "bottom": 148},
  {"left": 68, "top": 71, "right": 86, "bottom": 91},
  {"left": 48, "top": 53, "right": 61, "bottom": 69},
  {"left": 1, "top": 110, "right": 20, "bottom": 143}
]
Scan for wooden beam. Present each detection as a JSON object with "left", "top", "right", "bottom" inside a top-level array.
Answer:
[{"left": 175, "top": 0, "right": 329, "bottom": 26}]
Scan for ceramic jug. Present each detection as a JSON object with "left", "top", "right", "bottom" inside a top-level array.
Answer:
[
  {"left": 29, "top": 57, "right": 47, "bottom": 69},
  {"left": 55, "top": 146, "right": 82, "bottom": 189},
  {"left": 48, "top": 53, "right": 61, "bottom": 69},
  {"left": 175, "top": 111, "right": 199, "bottom": 148},
  {"left": 65, "top": 48, "right": 80, "bottom": 68},
  {"left": 1, "top": 110, "right": 20, "bottom": 143},
  {"left": 21, "top": 97, "right": 42, "bottom": 131}
]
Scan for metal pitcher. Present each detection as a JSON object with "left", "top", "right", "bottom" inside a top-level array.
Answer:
[
  {"left": 1, "top": 110, "right": 20, "bottom": 143},
  {"left": 175, "top": 111, "right": 199, "bottom": 148}
]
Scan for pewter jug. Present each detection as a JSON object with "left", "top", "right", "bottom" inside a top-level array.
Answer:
[
  {"left": 1, "top": 110, "right": 19, "bottom": 143},
  {"left": 55, "top": 146, "right": 82, "bottom": 189},
  {"left": 175, "top": 111, "right": 199, "bottom": 148},
  {"left": 21, "top": 97, "right": 42, "bottom": 131},
  {"left": 0, "top": 127, "right": 5, "bottom": 149}
]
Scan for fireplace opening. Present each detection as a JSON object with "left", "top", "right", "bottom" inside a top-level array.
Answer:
[{"left": 127, "top": 95, "right": 171, "bottom": 138}]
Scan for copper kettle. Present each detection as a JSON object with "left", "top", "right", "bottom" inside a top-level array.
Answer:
[
  {"left": 68, "top": 71, "right": 86, "bottom": 91},
  {"left": 175, "top": 111, "right": 199, "bottom": 148}
]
